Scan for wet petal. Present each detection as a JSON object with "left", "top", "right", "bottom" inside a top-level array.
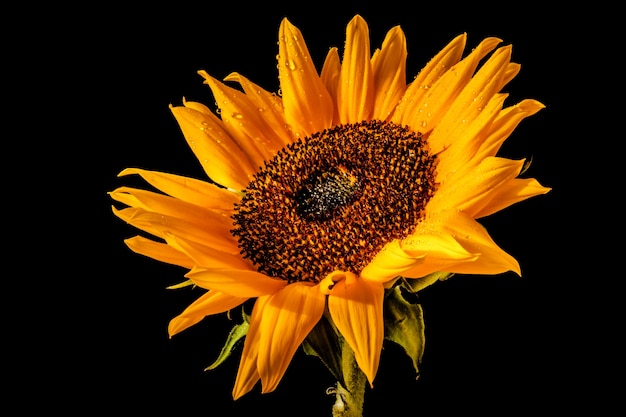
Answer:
[
  {"left": 337, "top": 15, "right": 374, "bottom": 123},
  {"left": 391, "top": 33, "right": 466, "bottom": 125},
  {"left": 186, "top": 266, "right": 286, "bottom": 297},
  {"left": 124, "top": 235, "right": 194, "bottom": 269},
  {"left": 402, "top": 37, "right": 502, "bottom": 139},
  {"left": 429, "top": 156, "right": 526, "bottom": 217},
  {"left": 429, "top": 45, "right": 513, "bottom": 164},
  {"left": 200, "top": 72, "right": 283, "bottom": 161},
  {"left": 223, "top": 72, "right": 294, "bottom": 146},
  {"left": 433, "top": 93, "right": 507, "bottom": 179},
  {"left": 170, "top": 103, "right": 255, "bottom": 190},
  {"left": 328, "top": 272, "right": 384, "bottom": 385},
  {"left": 118, "top": 168, "right": 240, "bottom": 211},
  {"left": 168, "top": 290, "right": 248, "bottom": 337},
  {"left": 320, "top": 47, "right": 341, "bottom": 125},
  {"left": 278, "top": 18, "right": 333, "bottom": 137},
  {"left": 371, "top": 25, "right": 407, "bottom": 120},
  {"left": 257, "top": 282, "right": 325, "bottom": 393}
]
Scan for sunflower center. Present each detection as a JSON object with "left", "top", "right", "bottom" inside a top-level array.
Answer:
[
  {"left": 231, "top": 120, "right": 437, "bottom": 283},
  {"left": 295, "top": 166, "right": 361, "bottom": 221}
]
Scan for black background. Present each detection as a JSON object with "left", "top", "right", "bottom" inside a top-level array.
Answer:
[{"left": 15, "top": 1, "right": 616, "bottom": 415}]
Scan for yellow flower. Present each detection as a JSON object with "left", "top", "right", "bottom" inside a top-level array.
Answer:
[{"left": 110, "top": 15, "right": 550, "bottom": 399}]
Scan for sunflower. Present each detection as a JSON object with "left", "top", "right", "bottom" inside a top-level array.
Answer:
[{"left": 111, "top": 15, "right": 550, "bottom": 400}]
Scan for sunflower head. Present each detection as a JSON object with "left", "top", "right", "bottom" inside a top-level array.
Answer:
[{"left": 111, "top": 14, "right": 550, "bottom": 401}]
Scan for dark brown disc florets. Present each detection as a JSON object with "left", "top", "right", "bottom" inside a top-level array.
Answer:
[{"left": 231, "top": 120, "right": 437, "bottom": 283}]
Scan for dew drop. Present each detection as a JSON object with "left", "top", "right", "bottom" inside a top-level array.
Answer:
[
  {"left": 232, "top": 112, "right": 243, "bottom": 119},
  {"left": 287, "top": 58, "right": 297, "bottom": 70}
]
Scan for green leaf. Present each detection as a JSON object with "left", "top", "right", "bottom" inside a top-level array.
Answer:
[
  {"left": 302, "top": 314, "right": 346, "bottom": 387},
  {"left": 383, "top": 285, "right": 426, "bottom": 375},
  {"left": 205, "top": 314, "right": 250, "bottom": 371}
]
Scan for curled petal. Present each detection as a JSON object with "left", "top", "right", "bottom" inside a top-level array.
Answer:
[
  {"left": 124, "top": 235, "right": 194, "bottom": 269},
  {"left": 112, "top": 206, "right": 239, "bottom": 254},
  {"left": 185, "top": 267, "right": 286, "bottom": 297},
  {"left": 476, "top": 99, "right": 546, "bottom": 160},
  {"left": 110, "top": 186, "right": 220, "bottom": 226},
  {"left": 168, "top": 290, "right": 248, "bottom": 337},
  {"left": 473, "top": 177, "right": 552, "bottom": 219},
  {"left": 360, "top": 240, "right": 425, "bottom": 283},
  {"left": 163, "top": 233, "right": 252, "bottom": 270},
  {"left": 328, "top": 272, "right": 384, "bottom": 386},
  {"left": 118, "top": 167, "right": 240, "bottom": 211},
  {"left": 403, "top": 210, "right": 520, "bottom": 277}
]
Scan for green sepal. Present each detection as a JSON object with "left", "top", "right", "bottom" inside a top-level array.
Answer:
[
  {"left": 205, "top": 309, "right": 250, "bottom": 371},
  {"left": 302, "top": 314, "right": 346, "bottom": 388},
  {"left": 383, "top": 283, "right": 426, "bottom": 376},
  {"left": 404, "top": 271, "right": 454, "bottom": 293}
]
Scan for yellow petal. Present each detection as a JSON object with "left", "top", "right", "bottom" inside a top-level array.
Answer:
[
  {"left": 403, "top": 210, "right": 520, "bottom": 277},
  {"left": 429, "top": 157, "right": 526, "bottom": 217},
  {"left": 371, "top": 25, "right": 407, "bottom": 120},
  {"left": 185, "top": 266, "right": 286, "bottom": 297},
  {"left": 428, "top": 45, "right": 513, "bottom": 165},
  {"left": 328, "top": 272, "right": 384, "bottom": 385},
  {"left": 432, "top": 93, "right": 507, "bottom": 179},
  {"left": 110, "top": 186, "right": 221, "bottom": 226},
  {"left": 223, "top": 72, "right": 294, "bottom": 146},
  {"left": 170, "top": 103, "right": 255, "bottom": 190},
  {"left": 278, "top": 18, "right": 333, "bottom": 138},
  {"left": 360, "top": 239, "right": 425, "bottom": 283},
  {"left": 163, "top": 233, "right": 252, "bottom": 270},
  {"left": 124, "top": 235, "right": 194, "bottom": 269},
  {"left": 233, "top": 296, "right": 266, "bottom": 399},
  {"left": 112, "top": 206, "right": 239, "bottom": 253},
  {"left": 403, "top": 37, "right": 502, "bottom": 139},
  {"left": 118, "top": 168, "right": 240, "bottom": 211},
  {"left": 391, "top": 33, "right": 466, "bottom": 125},
  {"left": 199, "top": 72, "right": 283, "bottom": 162},
  {"left": 337, "top": 15, "right": 374, "bottom": 123},
  {"left": 400, "top": 232, "right": 479, "bottom": 278},
  {"left": 475, "top": 99, "right": 545, "bottom": 160},
  {"left": 473, "top": 177, "right": 552, "bottom": 219},
  {"left": 320, "top": 47, "right": 341, "bottom": 125},
  {"left": 257, "top": 282, "right": 325, "bottom": 393},
  {"left": 168, "top": 290, "right": 248, "bottom": 337}
]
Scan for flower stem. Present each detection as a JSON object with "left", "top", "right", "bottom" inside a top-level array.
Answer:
[{"left": 330, "top": 342, "right": 366, "bottom": 417}]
